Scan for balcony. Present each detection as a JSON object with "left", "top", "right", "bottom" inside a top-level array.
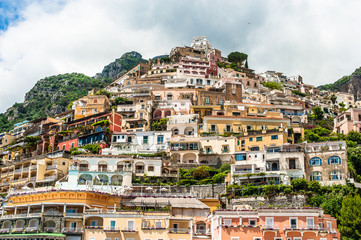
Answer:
[
  {"left": 122, "top": 227, "right": 138, "bottom": 232},
  {"left": 44, "top": 175, "right": 57, "bottom": 181},
  {"left": 46, "top": 164, "right": 58, "bottom": 170},
  {"left": 13, "top": 213, "right": 27, "bottom": 218},
  {"left": 27, "top": 213, "right": 41, "bottom": 217},
  {"left": 30, "top": 165, "right": 37, "bottom": 170},
  {"left": 261, "top": 225, "right": 280, "bottom": 231},
  {"left": 44, "top": 227, "right": 57, "bottom": 232},
  {"left": 43, "top": 211, "right": 63, "bottom": 217},
  {"left": 29, "top": 177, "right": 36, "bottom": 181},
  {"left": 1, "top": 215, "right": 14, "bottom": 219},
  {"left": 103, "top": 226, "right": 120, "bottom": 232},
  {"left": 25, "top": 226, "right": 39, "bottom": 233},
  {"left": 22, "top": 167, "right": 30, "bottom": 172},
  {"left": 168, "top": 228, "right": 191, "bottom": 234},
  {"left": 0, "top": 227, "right": 11, "bottom": 233},
  {"left": 85, "top": 226, "right": 103, "bottom": 230},
  {"left": 14, "top": 169, "right": 22, "bottom": 174},
  {"left": 284, "top": 225, "right": 320, "bottom": 231},
  {"left": 62, "top": 227, "right": 83, "bottom": 234},
  {"left": 11, "top": 227, "right": 24, "bottom": 233},
  {"left": 65, "top": 213, "right": 83, "bottom": 218}
]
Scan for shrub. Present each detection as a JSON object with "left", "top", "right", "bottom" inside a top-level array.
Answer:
[
  {"left": 284, "top": 188, "right": 292, "bottom": 194},
  {"left": 291, "top": 179, "right": 308, "bottom": 191},
  {"left": 308, "top": 181, "right": 321, "bottom": 193},
  {"left": 192, "top": 166, "right": 211, "bottom": 180}
]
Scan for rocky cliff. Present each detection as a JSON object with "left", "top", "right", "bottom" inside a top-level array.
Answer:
[{"left": 319, "top": 67, "right": 361, "bottom": 100}]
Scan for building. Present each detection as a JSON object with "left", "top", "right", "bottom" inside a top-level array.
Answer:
[
  {"left": 334, "top": 108, "right": 361, "bottom": 134},
  {"left": 209, "top": 208, "right": 340, "bottom": 240},
  {"left": 72, "top": 94, "right": 111, "bottom": 120},
  {"left": 304, "top": 141, "right": 348, "bottom": 186}
]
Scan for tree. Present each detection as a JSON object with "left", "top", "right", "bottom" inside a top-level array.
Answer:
[
  {"left": 95, "top": 89, "right": 111, "bottom": 98},
  {"left": 330, "top": 94, "right": 337, "bottom": 104},
  {"left": 227, "top": 51, "right": 248, "bottom": 67},
  {"left": 347, "top": 131, "right": 361, "bottom": 144},
  {"left": 339, "top": 195, "right": 361, "bottom": 239},
  {"left": 291, "top": 179, "right": 308, "bottom": 191},
  {"left": 192, "top": 166, "right": 211, "bottom": 180},
  {"left": 348, "top": 147, "right": 361, "bottom": 176},
  {"left": 311, "top": 107, "right": 324, "bottom": 120},
  {"left": 113, "top": 97, "right": 131, "bottom": 106}
]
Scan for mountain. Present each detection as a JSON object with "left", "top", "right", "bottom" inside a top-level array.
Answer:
[
  {"left": 319, "top": 67, "right": 361, "bottom": 100},
  {"left": 94, "top": 51, "right": 147, "bottom": 80},
  {"left": 0, "top": 51, "right": 146, "bottom": 132}
]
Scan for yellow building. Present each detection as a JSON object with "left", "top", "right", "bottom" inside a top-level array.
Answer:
[
  {"left": 203, "top": 113, "right": 290, "bottom": 135},
  {"left": 235, "top": 129, "right": 288, "bottom": 152},
  {"left": 72, "top": 94, "right": 111, "bottom": 120},
  {"left": 0, "top": 154, "right": 72, "bottom": 193}
]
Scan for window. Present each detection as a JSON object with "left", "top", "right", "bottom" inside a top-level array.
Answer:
[
  {"left": 167, "top": 94, "right": 173, "bottom": 100},
  {"left": 90, "top": 220, "right": 98, "bottom": 226},
  {"left": 249, "top": 219, "right": 257, "bottom": 226},
  {"left": 210, "top": 125, "right": 216, "bottom": 132},
  {"left": 235, "top": 154, "right": 246, "bottom": 161},
  {"left": 254, "top": 238, "right": 262, "bottom": 240},
  {"left": 309, "top": 157, "right": 322, "bottom": 166},
  {"left": 223, "top": 219, "right": 232, "bottom": 226},
  {"left": 328, "top": 156, "right": 341, "bottom": 165},
  {"left": 140, "top": 113, "right": 143, "bottom": 118},
  {"left": 225, "top": 125, "right": 231, "bottom": 132},
  {"left": 155, "top": 221, "right": 162, "bottom": 228},
  {"left": 310, "top": 171, "right": 322, "bottom": 181},
  {"left": 241, "top": 140, "right": 245, "bottom": 147},
  {"left": 290, "top": 217, "right": 298, "bottom": 229},
  {"left": 256, "top": 137, "right": 263, "bottom": 142},
  {"left": 249, "top": 137, "right": 253, "bottom": 141},
  {"left": 265, "top": 217, "right": 274, "bottom": 228},
  {"left": 271, "top": 135, "right": 278, "bottom": 140},
  {"left": 157, "top": 135, "right": 164, "bottom": 144},
  {"left": 231, "top": 238, "right": 239, "bottom": 240},
  {"left": 105, "top": 238, "right": 111, "bottom": 240},
  {"left": 127, "top": 220, "right": 134, "bottom": 230},
  {"left": 71, "top": 143, "right": 75, "bottom": 149},
  {"left": 219, "top": 99, "right": 223, "bottom": 105},
  {"left": 307, "top": 217, "right": 314, "bottom": 228},
  {"left": 110, "top": 220, "right": 116, "bottom": 230},
  {"left": 330, "top": 170, "right": 342, "bottom": 180},
  {"left": 143, "top": 136, "right": 148, "bottom": 144},
  {"left": 148, "top": 166, "right": 154, "bottom": 172},
  {"left": 327, "top": 221, "right": 332, "bottom": 229},
  {"left": 205, "top": 98, "right": 210, "bottom": 104}
]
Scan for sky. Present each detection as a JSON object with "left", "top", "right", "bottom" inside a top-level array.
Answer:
[{"left": 1, "top": 0, "right": 361, "bottom": 113}]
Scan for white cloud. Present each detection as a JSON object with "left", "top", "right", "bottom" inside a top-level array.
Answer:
[{"left": 1, "top": 0, "right": 361, "bottom": 113}]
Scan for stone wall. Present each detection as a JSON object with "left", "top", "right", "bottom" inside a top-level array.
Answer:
[
  {"left": 172, "top": 184, "right": 226, "bottom": 199},
  {"left": 229, "top": 194, "right": 307, "bottom": 209}
]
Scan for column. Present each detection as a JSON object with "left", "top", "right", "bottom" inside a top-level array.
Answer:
[
  {"left": 14, "top": 206, "right": 17, "bottom": 215},
  {"left": 63, "top": 204, "right": 67, "bottom": 214},
  {"left": 27, "top": 205, "right": 30, "bottom": 215},
  {"left": 41, "top": 204, "right": 44, "bottom": 212}
]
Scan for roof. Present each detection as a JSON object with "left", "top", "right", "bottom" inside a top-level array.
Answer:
[
  {"left": 204, "top": 115, "right": 288, "bottom": 121},
  {"left": 128, "top": 197, "right": 210, "bottom": 209}
]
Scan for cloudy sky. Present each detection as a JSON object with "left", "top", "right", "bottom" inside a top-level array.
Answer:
[{"left": 1, "top": 0, "right": 361, "bottom": 112}]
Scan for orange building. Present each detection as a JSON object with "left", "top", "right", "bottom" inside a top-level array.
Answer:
[{"left": 209, "top": 208, "right": 340, "bottom": 240}]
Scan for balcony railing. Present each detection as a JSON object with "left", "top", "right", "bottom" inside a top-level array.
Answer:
[
  {"left": 85, "top": 226, "right": 103, "bottom": 229},
  {"left": 25, "top": 226, "right": 39, "bottom": 232},
  {"left": 43, "top": 211, "right": 62, "bottom": 216},
  {"left": 44, "top": 227, "right": 57, "bottom": 232},
  {"left": 168, "top": 228, "right": 191, "bottom": 234},
  {"left": 14, "top": 169, "right": 22, "bottom": 174},
  {"left": 261, "top": 225, "right": 280, "bottom": 231},
  {"left": 46, "top": 165, "right": 58, "bottom": 170},
  {"left": 103, "top": 226, "right": 120, "bottom": 232},
  {"left": 12, "top": 227, "right": 24, "bottom": 233},
  {"left": 0, "top": 227, "right": 11, "bottom": 233},
  {"left": 122, "top": 227, "right": 138, "bottom": 232},
  {"left": 30, "top": 165, "right": 37, "bottom": 170},
  {"left": 27, "top": 213, "right": 41, "bottom": 217},
  {"left": 44, "top": 175, "right": 57, "bottom": 181},
  {"left": 22, "top": 167, "right": 30, "bottom": 172},
  {"left": 62, "top": 227, "right": 83, "bottom": 233},
  {"left": 29, "top": 177, "right": 36, "bottom": 181},
  {"left": 65, "top": 213, "right": 83, "bottom": 217},
  {"left": 284, "top": 225, "right": 320, "bottom": 231}
]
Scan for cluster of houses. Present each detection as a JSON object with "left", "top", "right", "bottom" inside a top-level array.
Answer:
[{"left": 0, "top": 36, "right": 349, "bottom": 239}]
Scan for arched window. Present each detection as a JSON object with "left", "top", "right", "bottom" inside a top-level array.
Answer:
[
  {"left": 309, "top": 157, "right": 322, "bottom": 166},
  {"left": 328, "top": 156, "right": 341, "bottom": 165},
  {"left": 330, "top": 170, "right": 342, "bottom": 180},
  {"left": 310, "top": 171, "right": 322, "bottom": 181}
]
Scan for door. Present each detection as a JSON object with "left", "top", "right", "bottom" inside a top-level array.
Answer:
[
  {"left": 127, "top": 220, "right": 134, "bottom": 230},
  {"left": 110, "top": 220, "right": 116, "bottom": 230},
  {"left": 70, "top": 222, "right": 77, "bottom": 230}
]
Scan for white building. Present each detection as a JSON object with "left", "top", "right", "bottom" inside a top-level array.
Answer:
[
  {"left": 57, "top": 155, "right": 163, "bottom": 192},
  {"left": 102, "top": 131, "right": 172, "bottom": 155}
]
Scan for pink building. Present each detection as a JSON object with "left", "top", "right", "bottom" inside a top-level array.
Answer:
[
  {"left": 208, "top": 208, "right": 340, "bottom": 240},
  {"left": 334, "top": 108, "right": 361, "bottom": 134}
]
